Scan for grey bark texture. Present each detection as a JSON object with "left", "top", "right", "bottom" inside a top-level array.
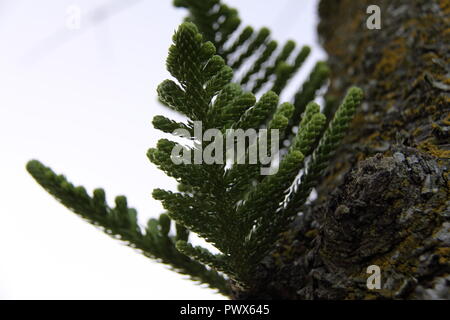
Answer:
[{"left": 233, "top": 0, "right": 450, "bottom": 300}]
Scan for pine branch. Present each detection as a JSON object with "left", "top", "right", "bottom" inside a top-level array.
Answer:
[
  {"left": 239, "top": 40, "right": 278, "bottom": 86},
  {"left": 27, "top": 0, "right": 364, "bottom": 294},
  {"left": 26, "top": 160, "right": 230, "bottom": 295},
  {"left": 285, "top": 61, "right": 330, "bottom": 138},
  {"left": 150, "top": 22, "right": 363, "bottom": 286},
  {"left": 176, "top": 241, "right": 231, "bottom": 275},
  {"left": 251, "top": 40, "right": 297, "bottom": 93},
  {"left": 271, "top": 46, "right": 311, "bottom": 95},
  {"left": 175, "top": 0, "right": 317, "bottom": 99},
  {"left": 284, "top": 87, "right": 364, "bottom": 215}
]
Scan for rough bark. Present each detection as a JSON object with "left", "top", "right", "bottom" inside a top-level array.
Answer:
[{"left": 233, "top": 0, "right": 450, "bottom": 299}]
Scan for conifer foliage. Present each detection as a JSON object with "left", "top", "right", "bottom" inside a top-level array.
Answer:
[{"left": 27, "top": 0, "right": 363, "bottom": 296}]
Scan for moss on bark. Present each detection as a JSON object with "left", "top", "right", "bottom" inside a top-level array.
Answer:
[{"left": 233, "top": 0, "right": 449, "bottom": 300}]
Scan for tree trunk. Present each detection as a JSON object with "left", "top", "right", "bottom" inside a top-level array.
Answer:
[{"left": 234, "top": 0, "right": 450, "bottom": 299}]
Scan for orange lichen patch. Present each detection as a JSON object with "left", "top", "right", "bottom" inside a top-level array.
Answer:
[
  {"left": 418, "top": 139, "right": 450, "bottom": 159},
  {"left": 411, "top": 73, "right": 426, "bottom": 90},
  {"left": 402, "top": 105, "right": 422, "bottom": 119},
  {"left": 422, "top": 52, "right": 439, "bottom": 62},
  {"left": 434, "top": 73, "right": 450, "bottom": 84},
  {"left": 383, "top": 236, "right": 419, "bottom": 270},
  {"left": 412, "top": 126, "right": 423, "bottom": 138},
  {"left": 444, "top": 96, "right": 450, "bottom": 105},
  {"left": 374, "top": 38, "right": 407, "bottom": 77},
  {"left": 439, "top": 0, "right": 450, "bottom": 15},
  {"left": 442, "top": 113, "right": 450, "bottom": 126},
  {"left": 436, "top": 247, "right": 450, "bottom": 265},
  {"left": 433, "top": 199, "right": 450, "bottom": 216},
  {"left": 365, "top": 131, "right": 380, "bottom": 141},
  {"left": 431, "top": 123, "right": 441, "bottom": 131}
]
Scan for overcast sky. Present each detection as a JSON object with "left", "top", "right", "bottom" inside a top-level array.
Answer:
[{"left": 0, "top": 0, "right": 325, "bottom": 299}]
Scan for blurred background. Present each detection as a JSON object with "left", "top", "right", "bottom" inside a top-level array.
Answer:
[{"left": 0, "top": 0, "right": 325, "bottom": 299}]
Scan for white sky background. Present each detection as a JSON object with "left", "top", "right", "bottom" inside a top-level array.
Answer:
[{"left": 0, "top": 0, "right": 325, "bottom": 299}]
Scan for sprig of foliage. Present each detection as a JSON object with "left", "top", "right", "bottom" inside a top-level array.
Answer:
[
  {"left": 27, "top": 0, "right": 363, "bottom": 294},
  {"left": 147, "top": 22, "right": 363, "bottom": 287},
  {"left": 173, "top": 0, "right": 315, "bottom": 97},
  {"left": 26, "top": 160, "right": 230, "bottom": 295}
]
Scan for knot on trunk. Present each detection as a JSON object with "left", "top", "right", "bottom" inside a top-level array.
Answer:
[{"left": 319, "top": 150, "right": 446, "bottom": 267}]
